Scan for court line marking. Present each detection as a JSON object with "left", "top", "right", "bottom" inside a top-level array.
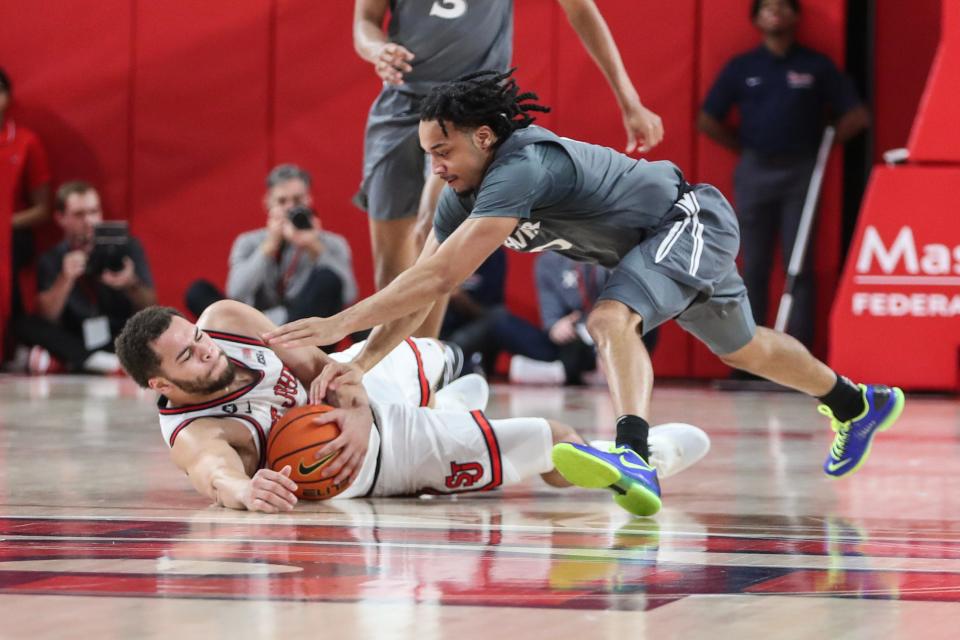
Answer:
[{"left": 4, "top": 534, "right": 960, "bottom": 574}]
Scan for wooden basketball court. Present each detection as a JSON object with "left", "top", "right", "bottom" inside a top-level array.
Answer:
[{"left": 0, "top": 375, "right": 958, "bottom": 639}]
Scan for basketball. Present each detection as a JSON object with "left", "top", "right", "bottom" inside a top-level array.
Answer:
[{"left": 266, "top": 404, "right": 350, "bottom": 500}]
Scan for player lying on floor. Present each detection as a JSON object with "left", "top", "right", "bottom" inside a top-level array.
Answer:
[{"left": 114, "top": 300, "right": 709, "bottom": 512}]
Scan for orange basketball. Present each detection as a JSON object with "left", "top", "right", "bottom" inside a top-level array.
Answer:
[{"left": 266, "top": 404, "right": 350, "bottom": 500}]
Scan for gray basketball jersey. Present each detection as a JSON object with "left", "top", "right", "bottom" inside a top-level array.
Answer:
[
  {"left": 389, "top": 0, "right": 513, "bottom": 88},
  {"left": 434, "top": 126, "right": 686, "bottom": 268}
]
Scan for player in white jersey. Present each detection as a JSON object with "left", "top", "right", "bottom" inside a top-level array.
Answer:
[{"left": 116, "top": 300, "right": 709, "bottom": 513}]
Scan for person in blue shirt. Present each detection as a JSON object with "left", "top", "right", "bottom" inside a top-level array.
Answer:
[{"left": 698, "top": 0, "right": 870, "bottom": 346}]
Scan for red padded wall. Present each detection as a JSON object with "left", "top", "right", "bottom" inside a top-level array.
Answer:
[
  {"left": 830, "top": 167, "right": 960, "bottom": 390},
  {"left": 129, "top": 1, "right": 272, "bottom": 305},
  {"left": 1, "top": 0, "right": 861, "bottom": 380},
  {"left": 830, "top": 0, "right": 960, "bottom": 390},
  {"left": 907, "top": 0, "right": 960, "bottom": 163},
  {"left": 873, "top": 0, "right": 940, "bottom": 163},
  {"left": 0, "top": 1, "right": 132, "bottom": 228}
]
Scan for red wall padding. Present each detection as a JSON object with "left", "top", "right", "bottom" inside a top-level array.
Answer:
[
  {"left": 907, "top": 0, "right": 960, "bottom": 163},
  {"left": 830, "top": 0, "right": 960, "bottom": 391},
  {"left": 0, "top": 1, "right": 133, "bottom": 225},
  {"left": 830, "top": 167, "right": 960, "bottom": 390},
  {"left": 1, "top": 0, "right": 884, "bottom": 379},
  {"left": 873, "top": 0, "right": 940, "bottom": 164},
  {"left": 130, "top": 1, "right": 272, "bottom": 305}
]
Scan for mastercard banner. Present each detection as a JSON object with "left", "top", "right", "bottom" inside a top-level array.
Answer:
[{"left": 831, "top": 167, "right": 960, "bottom": 390}]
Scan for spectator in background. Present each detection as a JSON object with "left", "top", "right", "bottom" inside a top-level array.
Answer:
[
  {"left": 14, "top": 181, "right": 155, "bottom": 373},
  {"left": 185, "top": 164, "right": 357, "bottom": 328},
  {"left": 0, "top": 66, "right": 51, "bottom": 322},
  {"left": 697, "top": 0, "right": 869, "bottom": 347},
  {"left": 509, "top": 253, "right": 658, "bottom": 385}
]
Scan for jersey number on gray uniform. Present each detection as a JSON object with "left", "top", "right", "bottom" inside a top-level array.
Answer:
[{"left": 430, "top": 0, "right": 467, "bottom": 19}]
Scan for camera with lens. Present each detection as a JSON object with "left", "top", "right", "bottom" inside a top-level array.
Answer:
[
  {"left": 286, "top": 205, "right": 315, "bottom": 231},
  {"left": 87, "top": 221, "right": 131, "bottom": 275}
]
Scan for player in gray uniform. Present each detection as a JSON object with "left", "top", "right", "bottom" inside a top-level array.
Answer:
[
  {"left": 266, "top": 70, "right": 905, "bottom": 518},
  {"left": 353, "top": 0, "right": 665, "bottom": 336}
]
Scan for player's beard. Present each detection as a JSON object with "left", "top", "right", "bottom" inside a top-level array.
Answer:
[{"left": 172, "top": 353, "right": 238, "bottom": 395}]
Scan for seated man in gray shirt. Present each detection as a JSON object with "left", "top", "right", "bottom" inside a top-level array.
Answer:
[{"left": 186, "top": 164, "right": 357, "bottom": 327}]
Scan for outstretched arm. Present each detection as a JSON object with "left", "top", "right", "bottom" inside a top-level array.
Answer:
[
  {"left": 557, "top": 0, "right": 664, "bottom": 153},
  {"left": 170, "top": 419, "right": 298, "bottom": 513},
  {"left": 264, "top": 216, "right": 517, "bottom": 351}
]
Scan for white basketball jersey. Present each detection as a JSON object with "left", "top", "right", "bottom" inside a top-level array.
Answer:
[
  {"left": 157, "top": 331, "right": 308, "bottom": 467},
  {"left": 156, "top": 333, "right": 454, "bottom": 499}
]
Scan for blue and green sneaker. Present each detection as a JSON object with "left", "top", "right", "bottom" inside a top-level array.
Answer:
[
  {"left": 820, "top": 384, "right": 905, "bottom": 478},
  {"left": 551, "top": 442, "right": 662, "bottom": 516}
]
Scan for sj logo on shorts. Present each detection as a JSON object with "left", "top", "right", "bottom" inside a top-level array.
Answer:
[{"left": 445, "top": 461, "right": 483, "bottom": 489}]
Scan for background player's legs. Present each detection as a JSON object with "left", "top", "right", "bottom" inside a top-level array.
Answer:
[
  {"left": 364, "top": 127, "right": 427, "bottom": 291},
  {"left": 413, "top": 173, "right": 446, "bottom": 251},
  {"left": 370, "top": 216, "right": 420, "bottom": 290}
]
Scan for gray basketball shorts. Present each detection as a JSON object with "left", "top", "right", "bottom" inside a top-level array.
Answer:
[
  {"left": 598, "top": 184, "right": 757, "bottom": 355},
  {"left": 354, "top": 88, "right": 428, "bottom": 221}
]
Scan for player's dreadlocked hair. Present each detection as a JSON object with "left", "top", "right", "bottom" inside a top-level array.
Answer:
[{"left": 420, "top": 68, "right": 551, "bottom": 146}]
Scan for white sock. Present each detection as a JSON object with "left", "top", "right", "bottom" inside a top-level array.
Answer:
[
  {"left": 508, "top": 355, "right": 565, "bottom": 385},
  {"left": 83, "top": 351, "right": 121, "bottom": 374}
]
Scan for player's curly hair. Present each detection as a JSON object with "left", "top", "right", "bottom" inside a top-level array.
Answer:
[
  {"left": 115, "top": 306, "right": 184, "bottom": 387},
  {"left": 420, "top": 68, "right": 551, "bottom": 146}
]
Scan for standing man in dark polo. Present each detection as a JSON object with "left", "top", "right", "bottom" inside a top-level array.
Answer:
[{"left": 697, "top": 0, "right": 869, "bottom": 346}]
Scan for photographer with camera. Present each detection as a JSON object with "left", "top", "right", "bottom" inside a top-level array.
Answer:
[
  {"left": 14, "top": 180, "right": 155, "bottom": 373},
  {"left": 185, "top": 164, "right": 357, "bottom": 329}
]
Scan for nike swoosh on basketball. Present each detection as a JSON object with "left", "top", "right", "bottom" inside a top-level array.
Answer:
[
  {"left": 827, "top": 458, "right": 853, "bottom": 472},
  {"left": 298, "top": 452, "right": 338, "bottom": 476}
]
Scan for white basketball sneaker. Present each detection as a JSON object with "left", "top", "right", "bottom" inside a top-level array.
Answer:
[
  {"left": 590, "top": 422, "right": 710, "bottom": 479},
  {"left": 434, "top": 373, "right": 490, "bottom": 412}
]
